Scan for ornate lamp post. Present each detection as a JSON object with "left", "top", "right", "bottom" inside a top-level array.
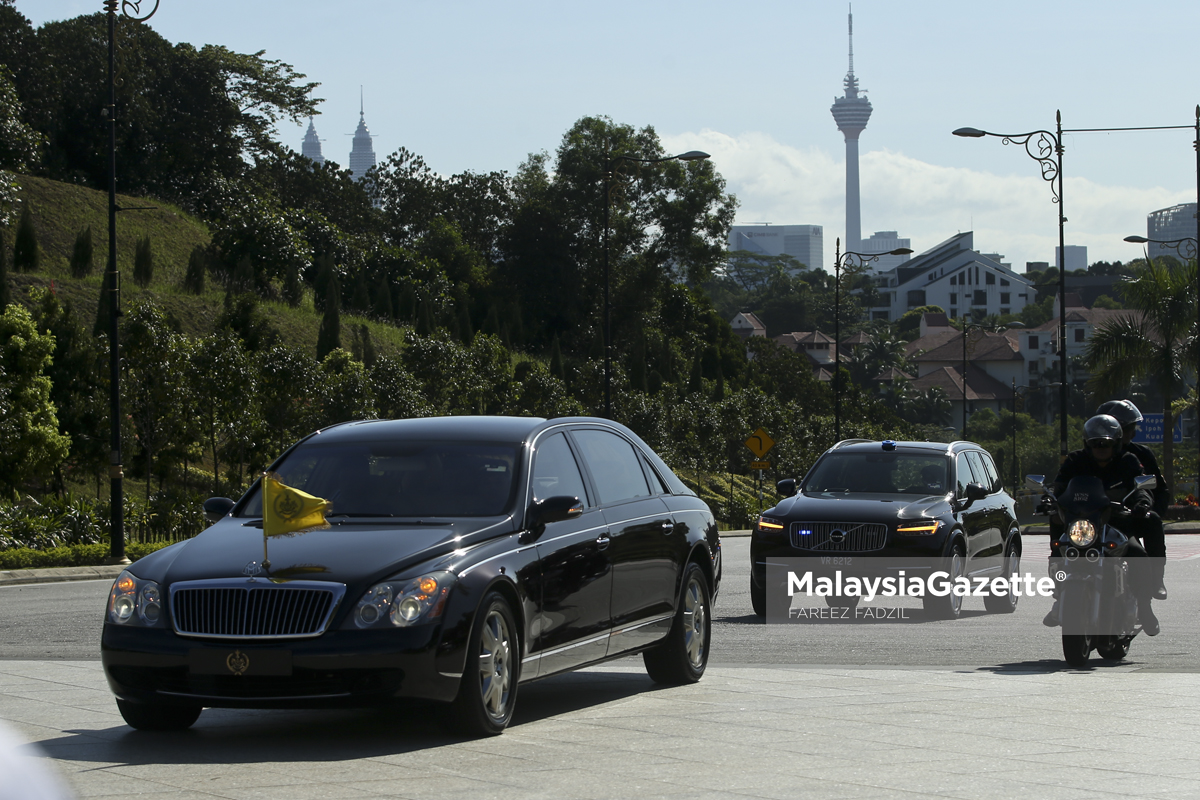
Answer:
[
  {"left": 104, "top": 0, "right": 160, "bottom": 565},
  {"left": 602, "top": 149, "right": 710, "bottom": 419},
  {"left": 955, "top": 110, "right": 1199, "bottom": 465},
  {"left": 831, "top": 238, "right": 913, "bottom": 439}
]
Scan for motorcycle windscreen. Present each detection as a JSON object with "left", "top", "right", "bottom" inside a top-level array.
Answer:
[{"left": 1058, "top": 476, "right": 1111, "bottom": 518}]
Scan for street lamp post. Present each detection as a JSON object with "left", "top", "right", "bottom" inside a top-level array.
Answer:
[
  {"left": 831, "top": 238, "right": 913, "bottom": 440},
  {"left": 104, "top": 0, "right": 160, "bottom": 565},
  {"left": 602, "top": 148, "right": 710, "bottom": 419},
  {"left": 955, "top": 110, "right": 1199, "bottom": 465}
]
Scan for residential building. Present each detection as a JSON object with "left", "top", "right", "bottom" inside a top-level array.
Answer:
[
  {"left": 868, "top": 232, "right": 1036, "bottom": 322},
  {"left": 730, "top": 312, "right": 767, "bottom": 340},
  {"left": 728, "top": 225, "right": 823, "bottom": 272}
]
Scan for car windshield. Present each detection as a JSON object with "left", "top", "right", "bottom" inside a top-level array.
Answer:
[
  {"left": 803, "top": 452, "right": 950, "bottom": 495},
  {"left": 239, "top": 440, "right": 519, "bottom": 518}
]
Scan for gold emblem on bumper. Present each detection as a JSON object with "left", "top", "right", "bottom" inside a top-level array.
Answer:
[{"left": 226, "top": 650, "right": 250, "bottom": 676}]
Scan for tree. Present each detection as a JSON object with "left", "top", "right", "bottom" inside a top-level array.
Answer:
[
  {"left": 69, "top": 225, "right": 93, "bottom": 278},
  {"left": 182, "top": 245, "right": 206, "bottom": 294},
  {"left": 1085, "top": 259, "right": 1197, "bottom": 491},
  {"left": 0, "top": 302, "right": 70, "bottom": 495},
  {"left": 122, "top": 301, "right": 186, "bottom": 494},
  {"left": 0, "top": 62, "right": 42, "bottom": 227},
  {"left": 316, "top": 286, "right": 341, "bottom": 360},
  {"left": 132, "top": 235, "right": 153, "bottom": 287},
  {"left": 12, "top": 203, "right": 38, "bottom": 272},
  {"left": 0, "top": 228, "right": 8, "bottom": 309}
]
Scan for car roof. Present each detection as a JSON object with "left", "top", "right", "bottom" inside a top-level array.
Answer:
[
  {"left": 827, "top": 439, "right": 986, "bottom": 456},
  {"left": 309, "top": 416, "right": 548, "bottom": 444}
]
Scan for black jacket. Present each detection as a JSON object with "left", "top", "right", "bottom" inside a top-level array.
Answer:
[{"left": 1052, "top": 448, "right": 1150, "bottom": 509}]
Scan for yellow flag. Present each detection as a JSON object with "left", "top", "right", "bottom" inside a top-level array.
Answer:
[{"left": 262, "top": 472, "right": 331, "bottom": 537}]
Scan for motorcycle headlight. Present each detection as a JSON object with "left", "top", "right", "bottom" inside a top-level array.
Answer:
[
  {"left": 1067, "top": 520, "right": 1097, "bottom": 548},
  {"left": 107, "top": 570, "right": 166, "bottom": 627},
  {"left": 353, "top": 572, "right": 454, "bottom": 629}
]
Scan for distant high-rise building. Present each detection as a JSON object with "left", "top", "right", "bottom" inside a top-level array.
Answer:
[
  {"left": 1055, "top": 245, "right": 1088, "bottom": 273},
  {"left": 729, "top": 224, "right": 823, "bottom": 273},
  {"left": 348, "top": 92, "right": 376, "bottom": 182},
  {"left": 301, "top": 118, "right": 325, "bottom": 166},
  {"left": 830, "top": 5, "right": 872, "bottom": 253},
  {"left": 1147, "top": 203, "right": 1198, "bottom": 263},
  {"left": 862, "top": 231, "right": 910, "bottom": 273}
]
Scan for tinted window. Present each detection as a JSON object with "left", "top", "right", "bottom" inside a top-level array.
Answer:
[
  {"left": 804, "top": 453, "right": 949, "bottom": 495},
  {"left": 641, "top": 455, "right": 671, "bottom": 496},
  {"left": 531, "top": 433, "right": 589, "bottom": 507},
  {"left": 572, "top": 430, "right": 650, "bottom": 505},
  {"left": 240, "top": 441, "right": 518, "bottom": 518},
  {"left": 973, "top": 450, "right": 1001, "bottom": 492},
  {"left": 956, "top": 453, "right": 982, "bottom": 497}
]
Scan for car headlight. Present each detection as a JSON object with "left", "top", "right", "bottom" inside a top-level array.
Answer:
[
  {"left": 107, "top": 570, "right": 165, "bottom": 627},
  {"left": 896, "top": 520, "right": 941, "bottom": 536},
  {"left": 1068, "top": 520, "right": 1097, "bottom": 547},
  {"left": 758, "top": 516, "right": 785, "bottom": 532},
  {"left": 352, "top": 571, "right": 454, "bottom": 629}
]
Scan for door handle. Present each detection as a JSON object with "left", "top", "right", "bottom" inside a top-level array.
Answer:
[
  {"left": 596, "top": 534, "right": 610, "bottom": 550},
  {"left": 661, "top": 520, "right": 675, "bottom": 534}
]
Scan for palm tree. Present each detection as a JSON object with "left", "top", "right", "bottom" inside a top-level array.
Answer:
[{"left": 1085, "top": 258, "right": 1197, "bottom": 491}]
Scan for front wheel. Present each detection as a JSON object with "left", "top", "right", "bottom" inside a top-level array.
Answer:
[
  {"left": 983, "top": 537, "right": 1021, "bottom": 614},
  {"left": 451, "top": 592, "right": 520, "bottom": 736},
  {"left": 116, "top": 699, "right": 202, "bottom": 731},
  {"left": 750, "top": 574, "right": 765, "bottom": 617},
  {"left": 923, "top": 543, "right": 965, "bottom": 620},
  {"left": 1062, "top": 634, "right": 1091, "bottom": 668},
  {"left": 644, "top": 563, "right": 710, "bottom": 685}
]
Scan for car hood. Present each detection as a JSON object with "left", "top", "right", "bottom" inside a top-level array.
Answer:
[
  {"left": 770, "top": 492, "right": 954, "bottom": 522},
  {"left": 129, "top": 516, "right": 516, "bottom": 586}
]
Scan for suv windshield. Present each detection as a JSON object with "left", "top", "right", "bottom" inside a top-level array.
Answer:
[
  {"left": 239, "top": 440, "right": 519, "bottom": 518},
  {"left": 803, "top": 452, "right": 950, "bottom": 495}
]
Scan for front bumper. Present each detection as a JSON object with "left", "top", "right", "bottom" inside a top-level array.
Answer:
[{"left": 101, "top": 623, "right": 461, "bottom": 709}]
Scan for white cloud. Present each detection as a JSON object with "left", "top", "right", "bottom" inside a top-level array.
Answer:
[{"left": 663, "top": 130, "right": 1194, "bottom": 273}]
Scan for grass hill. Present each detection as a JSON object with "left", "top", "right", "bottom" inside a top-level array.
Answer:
[{"left": 3, "top": 174, "right": 406, "bottom": 354}]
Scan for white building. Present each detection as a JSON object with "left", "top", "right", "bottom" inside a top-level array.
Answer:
[
  {"left": 1054, "top": 245, "right": 1088, "bottom": 273},
  {"left": 868, "top": 232, "right": 1035, "bottom": 322},
  {"left": 1147, "top": 203, "right": 1198, "bottom": 262},
  {"left": 729, "top": 224, "right": 823, "bottom": 272},
  {"left": 862, "top": 231, "right": 911, "bottom": 273}
]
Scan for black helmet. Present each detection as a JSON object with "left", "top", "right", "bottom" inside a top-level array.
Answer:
[
  {"left": 1083, "top": 414, "right": 1122, "bottom": 449},
  {"left": 1096, "top": 399, "right": 1143, "bottom": 428}
]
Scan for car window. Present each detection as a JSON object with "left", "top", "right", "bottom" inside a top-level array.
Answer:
[
  {"left": 956, "top": 453, "right": 982, "bottom": 497},
  {"left": 572, "top": 429, "right": 651, "bottom": 505},
  {"left": 969, "top": 450, "right": 1000, "bottom": 493},
  {"left": 239, "top": 441, "right": 518, "bottom": 518},
  {"left": 531, "top": 433, "right": 590, "bottom": 507},
  {"left": 804, "top": 453, "right": 949, "bottom": 495},
  {"left": 641, "top": 455, "right": 671, "bottom": 496}
]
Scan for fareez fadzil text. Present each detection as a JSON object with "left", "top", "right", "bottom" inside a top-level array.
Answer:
[{"left": 787, "top": 570, "right": 1056, "bottom": 602}]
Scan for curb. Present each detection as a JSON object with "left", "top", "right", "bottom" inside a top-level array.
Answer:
[{"left": 0, "top": 565, "right": 125, "bottom": 587}]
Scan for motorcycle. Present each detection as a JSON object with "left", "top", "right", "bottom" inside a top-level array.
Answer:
[{"left": 1027, "top": 473, "right": 1157, "bottom": 668}]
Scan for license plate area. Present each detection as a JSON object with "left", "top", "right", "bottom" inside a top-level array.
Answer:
[{"left": 189, "top": 648, "right": 293, "bottom": 676}]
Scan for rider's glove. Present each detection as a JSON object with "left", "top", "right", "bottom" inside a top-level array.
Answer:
[
  {"left": 1035, "top": 496, "right": 1057, "bottom": 515},
  {"left": 1130, "top": 497, "right": 1152, "bottom": 518}
]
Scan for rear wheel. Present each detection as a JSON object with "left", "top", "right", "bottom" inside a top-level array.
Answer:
[
  {"left": 1062, "top": 634, "right": 1091, "bottom": 668},
  {"left": 644, "top": 563, "right": 710, "bottom": 685},
  {"left": 923, "top": 543, "right": 965, "bottom": 619},
  {"left": 983, "top": 538, "right": 1021, "bottom": 614},
  {"left": 116, "top": 699, "right": 202, "bottom": 731},
  {"left": 451, "top": 592, "right": 520, "bottom": 736}
]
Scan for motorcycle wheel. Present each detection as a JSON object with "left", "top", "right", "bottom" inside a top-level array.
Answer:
[
  {"left": 1062, "top": 634, "right": 1090, "bottom": 668},
  {"left": 1097, "top": 637, "right": 1129, "bottom": 662}
]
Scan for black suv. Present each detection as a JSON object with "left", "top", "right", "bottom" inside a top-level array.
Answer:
[{"left": 750, "top": 439, "right": 1020, "bottom": 619}]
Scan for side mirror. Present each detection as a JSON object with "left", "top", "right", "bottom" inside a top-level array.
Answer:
[
  {"left": 1135, "top": 475, "right": 1158, "bottom": 491},
  {"left": 776, "top": 479, "right": 797, "bottom": 498},
  {"left": 1025, "top": 475, "right": 1046, "bottom": 491},
  {"left": 527, "top": 495, "right": 583, "bottom": 530},
  {"left": 203, "top": 497, "right": 235, "bottom": 524},
  {"left": 965, "top": 482, "right": 987, "bottom": 502}
]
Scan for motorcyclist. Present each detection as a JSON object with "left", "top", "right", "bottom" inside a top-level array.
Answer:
[
  {"left": 1096, "top": 399, "right": 1168, "bottom": 599},
  {"left": 1040, "top": 414, "right": 1159, "bottom": 635}
]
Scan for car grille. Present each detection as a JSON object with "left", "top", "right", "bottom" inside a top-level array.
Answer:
[
  {"left": 789, "top": 521, "right": 888, "bottom": 552},
  {"left": 170, "top": 579, "right": 346, "bottom": 640}
]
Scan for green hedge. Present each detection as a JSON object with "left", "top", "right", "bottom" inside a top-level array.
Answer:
[{"left": 0, "top": 541, "right": 176, "bottom": 570}]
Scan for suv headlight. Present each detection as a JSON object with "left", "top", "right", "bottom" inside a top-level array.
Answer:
[
  {"left": 757, "top": 516, "right": 785, "bottom": 532},
  {"left": 351, "top": 571, "right": 455, "bottom": 629},
  {"left": 1068, "top": 520, "right": 1097, "bottom": 547},
  {"left": 107, "top": 570, "right": 166, "bottom": 627},
  {"left": 897, "top": 520, "right": 941, "bottom": 536}
]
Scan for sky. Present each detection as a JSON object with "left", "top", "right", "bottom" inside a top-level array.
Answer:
[{"left": 20, "top": 0, "right": 1200, "bottom": 274}]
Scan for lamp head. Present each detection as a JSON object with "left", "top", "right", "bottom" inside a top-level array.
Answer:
[
  {"left": 953, "top": 127, "right": 986, "bottom": 138},
  {"left": 889, "top": 248, "right": 914, "bottom": 256},
  {"left": 1123, "top": 235, "right": 1149, "bottom": 244},
  {"left": 674, "top": 150, "right": 711, "bottom": 162}
]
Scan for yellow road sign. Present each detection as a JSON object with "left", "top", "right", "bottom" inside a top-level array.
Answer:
[
  {"left": 744, "top": 428, "right": 775, "bottom": 459},
  {"left": 750, "top": 460, "right": 771, "bottom": 470}
]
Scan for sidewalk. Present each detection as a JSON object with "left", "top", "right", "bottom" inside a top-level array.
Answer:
[{"left": 0, "top": 564, "right": 125, "bottom": 587}]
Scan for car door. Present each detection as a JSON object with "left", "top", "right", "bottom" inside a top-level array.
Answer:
[
  {"left": 968, "top": 449, "right": 1009, "bottom": 565},
  {"left": 954, "top": 451, "right": 992, "bottom": 570},
  {"left": 528, "top": 431, "right": 613, "bottom": 677},
  {"left": 569, "top": 428, "right": 677, "bottom": 656}
]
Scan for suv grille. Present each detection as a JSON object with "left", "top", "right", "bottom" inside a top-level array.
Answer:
[
  {"left": 171, "top": 580, "right": 346, "bottom": 640},
  {"left": 789, "top": 522, "right": 888, "bottom": 552}
]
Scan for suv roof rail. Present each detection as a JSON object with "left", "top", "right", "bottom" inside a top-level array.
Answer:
[{"left": 830, "top": 438, "right": 874, "bottom": 450}]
